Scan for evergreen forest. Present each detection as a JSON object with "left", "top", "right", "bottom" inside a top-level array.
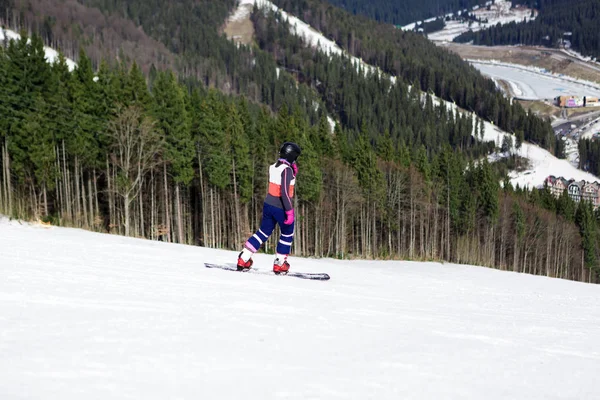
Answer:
[
  {"left": 321, "top": 0, "right": 483, "bottom": 26},
  {"left": 578, "top": 139, "right": 600, "bottom": 177},
  {"left": 1, "top": 34, "right": 599, "bottom": 283}
]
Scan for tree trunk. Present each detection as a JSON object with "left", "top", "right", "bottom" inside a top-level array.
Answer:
[
  {"left": 124, "top": 192, "right": 130, "bottom": 236},
  {"left": 175, "top": 184, "right": 183, "bottom": 243},
  {"left": 163, "top": 163, "right": 171, "bottom": 242}
]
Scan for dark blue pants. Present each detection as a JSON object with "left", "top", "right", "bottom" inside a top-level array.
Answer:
[{"left": 245, "top": 203, "right": 295, "bottom": 255}]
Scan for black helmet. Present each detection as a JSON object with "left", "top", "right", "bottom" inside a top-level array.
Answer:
[{"left": 279, "top": 142, "right": 301, "bottom": 163}]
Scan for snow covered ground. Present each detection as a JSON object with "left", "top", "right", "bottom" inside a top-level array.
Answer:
[
  {"left": 403, "top": 0, "right": 536, "bottom": 42},
  {"left": 471, "top": 60, "right": 600, "bottom": 100},
  {"left": 578, "top": 117, "right": 600, "bottom": 141},
  {"left": 562, "top": 48, "right": 599, "bottom": 65},
  {"left": 0, "top": 27, "right": 77, "bottom": 71},
  {"left": 2, "top": 218, "right": 600, "bottom": 399},
  {"left": 481, "top": 122, "right": 599, "bottom": 188}
]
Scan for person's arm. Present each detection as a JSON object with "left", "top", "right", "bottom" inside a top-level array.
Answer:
[
  {"left": 281, "top": 166, "right": 293, "bottom": 211},
  {"left": 281, "top": 166, "right": 294, "bottom": 224}
]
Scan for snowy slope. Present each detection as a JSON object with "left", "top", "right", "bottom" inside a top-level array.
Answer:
[
  {"left": 0, "top": 27, "right": 77, "bottom": 71},
  {"left": 434, "top": 96, "right": 594, "bottom": 188},
  {"left": 480, "top": 122, "right": 600, "bottom": 188},
  {"left": 2, "top": 218, "right": 600, "bottom": 399},
  {"left": 580, "top": 117, "right": 600, "bottom": 140}
]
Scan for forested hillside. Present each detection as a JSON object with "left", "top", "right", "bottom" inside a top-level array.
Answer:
[
  {"left": 271, "top": 0, "right": 560, "bottom": 155},
  {"left": 252, "top": 10, "right": 489, "bottom": 157},
  {"left": 1, "top": 0, "right": 327, "bottom": 123},
  {"left": 3, "top": 0, "right": 561, "bottom": 156},
  {"left": 455, "top": 0, "right": 600, "bottom": 59},
  {"left": 323, "top": 0, "right": 483, "bottom": 26},
  {"left": 0, "top": 0, "right": 177, "bottom": 73}
]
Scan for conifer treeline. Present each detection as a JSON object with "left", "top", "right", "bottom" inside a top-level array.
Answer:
[
  {"left": 2, "top": 0, "right": 328, "bottom": 126},
  {"left": 1, "top": 34, "right": 598, "bottom": 283},
  {"left": 7, "top": 0, "right": 562, "bottom": 160},
  {"left": 578, "top": 139, "right": 600, "bottom": 176},
  {"left": 317, "top": 0, "right": 483, "bottom": 26},
  {"left": 454, "top": 0, "right": 600, "bottom": 59}
]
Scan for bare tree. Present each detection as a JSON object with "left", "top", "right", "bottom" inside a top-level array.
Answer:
[{"left": 107, "top": 106, "right": 164, "bottom": 236}]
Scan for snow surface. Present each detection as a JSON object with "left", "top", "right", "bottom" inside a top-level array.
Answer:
[
  {"left": 471, "top": 60, "right": 600, "bottom": 100},
  {"left": 403, "top": 0, "right": 536, "bottom": 43},
  {"left": 561, "top": 48, "right": 599, "bottom": 66},
  {"left": 0, "top": 27, "right": 77, "bottom": 71},
  {"left": 327, "top": 115, "right": 336, "bottom": 132},
  {"left": 228, "top": 1, "right": 254, "bottom": 22},
  {"left": 580, "top": 117, "right": 600, "bottom": 140},
  {"left": 2, "top": 218, "right": 600, "bottom": 399},
  {"left": 481, "top": 122, "right": 600, "bottom": 188},
  {"left": 427, "top": 93, "right": 593, "bottom": 187}
]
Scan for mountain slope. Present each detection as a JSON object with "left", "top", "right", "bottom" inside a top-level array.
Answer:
[
  {"left": 226, "top": 0, "right": 591, "bottom": 190},
  {"left": 2, "top": 218, "right": 600, "bottom": 399},
  {"left": 268, "top": 0, "right": 559, "bottom": 154},
  {"left": 3, "top": 0, "right": 177, "bottom": 73}
]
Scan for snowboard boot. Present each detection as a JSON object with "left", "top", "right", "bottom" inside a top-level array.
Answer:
[
  {"left": 273, "top": 255, "right": 290, "bottom": 275},
  {"left": 237, "top": 251, "right": 253, "bottom": 271}
]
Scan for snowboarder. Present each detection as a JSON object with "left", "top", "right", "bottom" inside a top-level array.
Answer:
[{"left": 237, "top": 142, "right": 301, "bottom": 274}]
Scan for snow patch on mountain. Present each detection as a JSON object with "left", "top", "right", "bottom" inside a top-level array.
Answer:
[
  {"left": 430, "top": 95, "right": 594, "bottom": 188},
  {"left": 0, "top": 27, "right": 77, "bottom": 71},
  {"left": 481, "top": 123, "right": 599, "bottom": 189}
]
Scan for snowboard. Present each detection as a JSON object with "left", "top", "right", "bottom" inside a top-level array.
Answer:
[{"left": 204, "top": 262, "right": 330, "bottom": 281}]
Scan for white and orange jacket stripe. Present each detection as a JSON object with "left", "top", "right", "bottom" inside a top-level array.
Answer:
[{"left": 265, "top": 160, "right": 295, "bottom": 211}]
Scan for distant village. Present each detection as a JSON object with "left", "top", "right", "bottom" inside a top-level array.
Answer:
[
  {"left": 554, "top": 95, "right": 600, "bottom": 108},
  {"left": 545, "top": 175, "right": 600, "bottom": 208}
]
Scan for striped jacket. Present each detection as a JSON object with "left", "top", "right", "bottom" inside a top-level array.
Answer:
[{"left": 265, "top": 159, "right": 295, "bottom": 211}]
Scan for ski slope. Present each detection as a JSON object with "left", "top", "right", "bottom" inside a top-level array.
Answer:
[{"left": 2, "top": 218, "right": 600, "bottom": 399}]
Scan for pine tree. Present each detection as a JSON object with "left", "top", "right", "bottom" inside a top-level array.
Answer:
[
  {"left": 70, "top": 48, "right": 103, "bottom": 169},
  {"left": 297, "top": 130, "right": 323, "bottom": 203},
  {"left": 126, "top": 62, "right": 152, "bottom": 110},
  {"left": 228, "top": 103, "right": 253, "bottom": 203},
  {"left": 575, "top": 200, "right": 598, "bottom": 273},
  {"left": 476, "top": 159, "right": 499, "bottom": 223},
  {"left": 152, "top": 71, "right": 194, "bottom": 186},
  {"left": 196, "top": 90, "right": 231, "bottom": 190}
]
